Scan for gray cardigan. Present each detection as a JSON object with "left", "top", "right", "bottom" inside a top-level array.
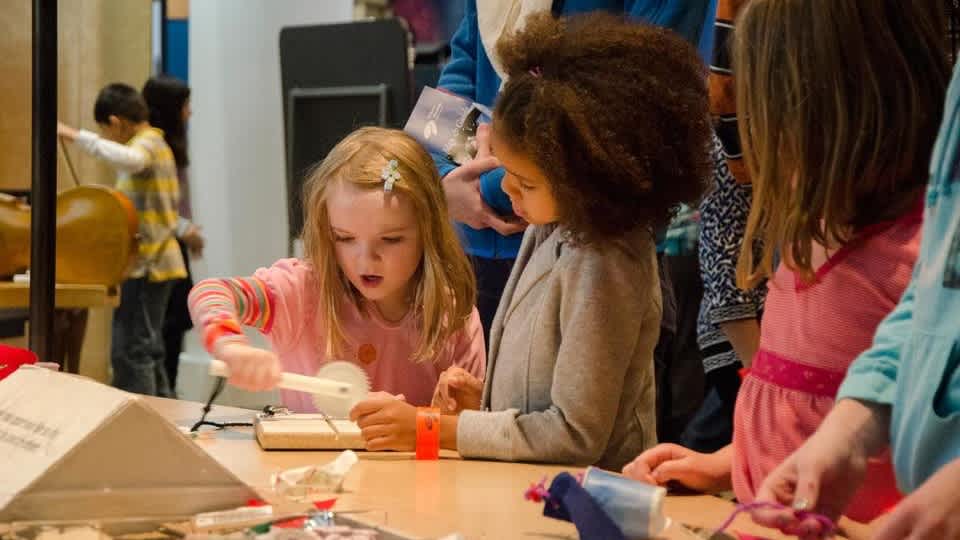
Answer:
[{"left": 457, "top": 225, "right": 661, "bottom": 470}]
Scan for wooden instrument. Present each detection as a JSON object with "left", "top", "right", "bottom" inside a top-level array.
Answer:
[{"left": 0, "top": 185, "right": 138, "bottom": 286}]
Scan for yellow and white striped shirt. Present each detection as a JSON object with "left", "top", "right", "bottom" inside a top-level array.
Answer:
[{"left": 75, "top": 126, "right": 187, "bottom": 282}]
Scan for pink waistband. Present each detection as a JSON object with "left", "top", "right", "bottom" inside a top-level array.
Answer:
[{"left": 749, "top": 350, "right": 845, "bottom": 397}]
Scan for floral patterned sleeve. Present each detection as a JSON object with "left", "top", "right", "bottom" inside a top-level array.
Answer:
[{"left": 696, "top": 135, "right": 767, "bottom": 372}]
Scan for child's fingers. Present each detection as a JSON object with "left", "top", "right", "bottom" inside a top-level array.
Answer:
[
  {"left": 449, "top": 373, "right": 481, "bottom": 390},
  {"left": 752, "top": 473, "right": 800, "bottom": 529},
  {"left": 430, "top": 389, "right": 444, "bottom": 409},
  {"left": 485, "top": 210, "right": 528, "bottom": 236},
  {"left": 349, "top": 398, "right": 391, "bottom": 422},
  {"left": 456, "top": 155, "right": 501, "bottom": 179},
  {"left": 359, "top": 423, "right": 394, "bottom": 442},
  {"left": 445, "top": 397, "right": 458, "bottom": 413},
  {"left": 649, "top": 457, "right": 698, "bottom": 485},
  {"left": 637, "top": 443, "right": 691, "bottom": 470},
  {"left": 474, "top": 123, "right": 492, "bottom": 160},
  {"left": 364, "top": 435, "right": 396, "bottom": 452},
  {"left": 622, "top": 458, "right": 656, "bottom": 485},
  {"left": 871, "top": 505, "right": 916, "bottom": 540}
]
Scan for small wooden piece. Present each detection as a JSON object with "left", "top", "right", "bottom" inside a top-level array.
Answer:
[{"left": 254, "top": 414, "right": 365, "bottom": 450}]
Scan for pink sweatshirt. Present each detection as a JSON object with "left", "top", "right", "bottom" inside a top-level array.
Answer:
[{"left": 188, "top": 258, "right": 486, "bottom": 411}]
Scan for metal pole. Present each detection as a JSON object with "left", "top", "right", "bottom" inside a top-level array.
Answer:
[{"left": 28, "top": 0, "right": 57, "bottom": 363}]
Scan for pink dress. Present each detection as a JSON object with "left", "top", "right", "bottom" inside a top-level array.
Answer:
[
  {"left": 732, "top": 208, "right": 922, "bottom": 522},
  {"left": 189, "top": 258, "right": 486, "bottom": 411}
]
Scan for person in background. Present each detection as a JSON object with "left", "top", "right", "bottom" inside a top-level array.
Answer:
[
  {"left": 434, "top": 0, "right": 717, "bottom": 341},
  {"left": 142, "top": 75, "right": 204, "bottom": 395},
  {"left": 58, "top": 83, "right": 198, "bottom": 397},
  {"left": 351, "top": 12, "right": 711, "bottom": 470},
  {"left": 624, "top": 0, "right": 948, "bottom": 534}
]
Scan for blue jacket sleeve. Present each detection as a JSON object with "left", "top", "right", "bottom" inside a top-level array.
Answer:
[
  {"left": 836, "top": 268, "right": 916, "bottom": 406},
  {"left": 437, "top": 0, "right": 479, "bottom": 99},
  {"left": 625, "top": 0, "right": 717, "bottom": 62}
]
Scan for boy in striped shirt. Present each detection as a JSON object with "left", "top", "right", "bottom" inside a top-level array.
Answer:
[{"left": 59, "top": 83, "right": 202, "bottom": 397}]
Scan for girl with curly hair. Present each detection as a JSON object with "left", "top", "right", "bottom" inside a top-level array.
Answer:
[{"left": 351, "top": 11, "right": 711, "bottom": 469}]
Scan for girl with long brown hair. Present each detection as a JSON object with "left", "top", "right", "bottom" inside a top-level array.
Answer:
[{"left": 624, "top": 0, "right": 949, "bottom": 532}]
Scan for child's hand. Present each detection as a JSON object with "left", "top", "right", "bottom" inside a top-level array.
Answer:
[
  {"left": 182, "top": 224, "right": 205, "bottom": 258},
  {"left": 621, "top": 443, "right": 732, "bottom": 492},
  {"left": 349, "top": 396, "right": 417, "bottom": 451},
  {"left": 57, "top": 121, "right": 78, "bottom": 142},
  {"left": 750, "top": 430, "right": 869, "bottom": 537},
  {"left": 430, "top": 366, "right": 482, "bottom": 414},
  {"left": 871, "top": 459, "right": 960, "bottom": 540},
  {"left": 213, "top": 341, "right": 282, "bottom": 392}
]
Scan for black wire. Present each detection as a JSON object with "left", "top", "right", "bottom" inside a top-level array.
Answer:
[
  {"left": 59, "top": 137, "right": 81, "bottom": 188},
  {"left": 190, "top": 377, "right": 254, "bottom": 432}
]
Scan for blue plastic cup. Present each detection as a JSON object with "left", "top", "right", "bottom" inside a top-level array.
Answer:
[{"left": 580, "top": 466, "right": 670, "bottom": 539}]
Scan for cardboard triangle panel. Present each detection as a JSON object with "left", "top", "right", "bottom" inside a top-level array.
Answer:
[{"left": 0, "top": 367, "right": 258, "bottom": 521}]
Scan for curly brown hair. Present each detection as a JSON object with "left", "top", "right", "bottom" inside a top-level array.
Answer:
[{"left": 494, "top": 12, "right": 712, "bottom": 242}]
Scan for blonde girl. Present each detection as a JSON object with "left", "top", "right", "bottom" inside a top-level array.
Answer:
[{"left": 188, "top": 127, "right": 486, "bottom": 411}]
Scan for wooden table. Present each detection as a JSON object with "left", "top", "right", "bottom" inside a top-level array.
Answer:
[
  {"left": 0, "top": 281, "right": 119, "bottom": 374},
  {"left": 0, "top": 282, "right": 119, "bottom": 309},
  {"left": 144, "top": 397, "right": 792, "bottom": 540}
]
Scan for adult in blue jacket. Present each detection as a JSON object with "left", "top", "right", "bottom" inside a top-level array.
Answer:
[{"left": 435, "top": 0, "right": 717, "bottom": 337}]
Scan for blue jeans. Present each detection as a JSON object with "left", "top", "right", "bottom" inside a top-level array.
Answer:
[{"left": 111, "top": 277, "right": 174, "bottom": 397}]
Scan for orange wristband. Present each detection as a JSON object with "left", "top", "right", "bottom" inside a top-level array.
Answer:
[
  {"left": 204, "top": 319, "right": 244, "bottom": 353},
  {"left": 415, "top": 407, "right": 440, "bottom": 460}
]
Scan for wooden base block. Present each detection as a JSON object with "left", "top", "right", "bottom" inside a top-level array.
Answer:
[{"left": 255, "top": 415, "right": 365, "bottom": 450}]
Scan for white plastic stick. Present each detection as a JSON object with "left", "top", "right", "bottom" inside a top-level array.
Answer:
[{"left": 208, "top": 359, "right": 352, "bottom": 398}]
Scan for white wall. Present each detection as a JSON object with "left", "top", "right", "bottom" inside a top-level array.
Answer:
[
  {"left": 181, "top": 0, "right": 353, "bottom": 403},
  {"left": 189, "top": 0, "right": 352, "bottom": 280}
]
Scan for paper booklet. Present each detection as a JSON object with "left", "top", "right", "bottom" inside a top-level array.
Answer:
[{"left": 403, "top": 86, "right": 493, "bottom": 166}]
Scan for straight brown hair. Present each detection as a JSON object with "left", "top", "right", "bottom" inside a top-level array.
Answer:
[{"left": 735, "top": 0, "right": 949, "bottom": 287}]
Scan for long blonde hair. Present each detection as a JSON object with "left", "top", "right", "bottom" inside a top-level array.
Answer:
[
  {"left": 735, "top": 0, "right": 948, "bottom": 288},
  {"left": 301, "top": 127, "right": 476, "bottom": 362}
]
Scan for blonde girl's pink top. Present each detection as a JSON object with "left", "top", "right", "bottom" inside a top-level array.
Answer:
[
  {"left": 732, "top": 206, "right": 923, "bottom": 522},
  {"left": 188, "top": 258, "right": 486, "bottom": 412}
]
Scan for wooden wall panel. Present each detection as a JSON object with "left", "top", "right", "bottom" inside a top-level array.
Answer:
[
  {"left": 0, "top": 2, "right": 33, "bottom": 191},
  {"left": 0, "top": 1, "right": 151, "bottom": 380},
  {"left": 0, "top": 0, "right": 152, "bottom": 191}
]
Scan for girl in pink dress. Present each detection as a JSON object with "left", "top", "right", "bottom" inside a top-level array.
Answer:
[{"left": 623, "top": 0, "right": 950, "bottom": 531}]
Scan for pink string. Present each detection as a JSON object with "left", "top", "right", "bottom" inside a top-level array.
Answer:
[
  {"left": 716, "top": 501, "right": 838, "bottom": 537},
  {"left": 524, "top": 477, "right": 551, "bottom": 503},
  {"left": 524, "top": 473, "right": 584, "bottom": 509}
]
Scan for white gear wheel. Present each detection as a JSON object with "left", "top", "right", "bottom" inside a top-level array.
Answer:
[{"left": 313, "top": 361, "right": 371, "bottom": 419}]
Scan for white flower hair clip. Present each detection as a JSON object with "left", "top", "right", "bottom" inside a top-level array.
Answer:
[{"left": 381, "top": 159, "right": 401, "bottom": 192}]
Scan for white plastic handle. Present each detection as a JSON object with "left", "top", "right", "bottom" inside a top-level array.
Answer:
[{"left": 209, "top": 359, "right": 352, "bottom": 398}]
